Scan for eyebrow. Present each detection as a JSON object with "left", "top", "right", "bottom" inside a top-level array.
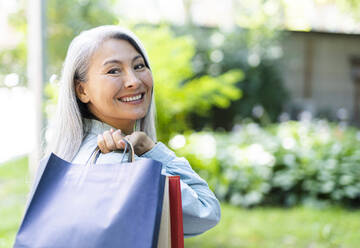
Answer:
[{"left": 103, "top": 55, "right": 143, "bottom": 66}]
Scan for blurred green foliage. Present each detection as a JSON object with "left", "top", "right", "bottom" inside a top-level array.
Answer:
[
  {"left": 172, "top": 19, "right": 288, "bottom": 130},
  {"left": 46, "top": 0, "right": 118, "bottom": 73},
  {"left": 327, "top": 0, "right": 360, "bottom": 20},
  {"left": 0, "top": 0, "right": 118, "bottom": 86},
  {"left": 172, "top": 119, "right": 360, "bottom": 207},
  {"left": 135, "top": 25, "right": 244, "bottom": 141},
  {"left": 1, "top": 0, "right": 289, "bottom": 141}
]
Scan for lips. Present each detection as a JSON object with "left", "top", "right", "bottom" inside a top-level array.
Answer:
[{"left": 117, "top": 93, "right": 145, "bottom": 102}]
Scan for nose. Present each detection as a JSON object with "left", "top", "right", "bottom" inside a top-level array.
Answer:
[{"left": 123, "top": 69, "right": 141, "bottom": 89}]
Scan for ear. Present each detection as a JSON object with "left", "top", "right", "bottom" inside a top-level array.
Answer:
[{"left": 75, "top": 80, "right": 90, "bottom": 103}]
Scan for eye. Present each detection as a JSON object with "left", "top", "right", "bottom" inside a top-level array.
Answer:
[
  {"left": 134, "top": 63, "right": 145, "bottom": 70},
  {"left": 107, "top": 68, "right": 121, "bottom": 74}
]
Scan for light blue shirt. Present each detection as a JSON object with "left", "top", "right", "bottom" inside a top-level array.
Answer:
[{"left": 70, "top": 118, "right": 221, "bottom": 237}]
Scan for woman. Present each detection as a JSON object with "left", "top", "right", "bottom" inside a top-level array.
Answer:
[{"left": 45, "top": 25, "right": 220, "bottom": 237}]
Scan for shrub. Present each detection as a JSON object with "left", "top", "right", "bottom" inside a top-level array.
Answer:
[
  {"left": 170, "top": 120, "right": 360, "bottom": 207},
  {"left": 173, "top": 24, "right": 288, "bottom": 130}
]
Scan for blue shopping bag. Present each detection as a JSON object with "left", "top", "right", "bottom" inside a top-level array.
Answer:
[{"left": 14, "top": 141, "right": 165, "bottom": 248}]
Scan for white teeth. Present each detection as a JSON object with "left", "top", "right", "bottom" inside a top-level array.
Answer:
[{"left": 119, "top": 94, "right": 142, "bottom": 102}]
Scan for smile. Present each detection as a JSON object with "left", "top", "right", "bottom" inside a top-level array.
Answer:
[{"left": 117, "top": 93, "right": 144, "bottom": 102}]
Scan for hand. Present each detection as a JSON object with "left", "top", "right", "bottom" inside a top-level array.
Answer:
[{"left": 97, "top": 129, "right": 155, "bottom": 156}]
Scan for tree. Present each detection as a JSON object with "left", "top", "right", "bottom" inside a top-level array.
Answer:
[{"left": 0, "top": 0, "right": 118, "bottom": 86}]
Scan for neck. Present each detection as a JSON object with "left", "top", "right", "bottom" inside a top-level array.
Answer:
[
  {"left": 105, "top": 119, "right": 135, "bottom": 135},
  {"left": 91, "top": 117, "right": 135, "bottom": 135},
  {"left": 88, "top": 107, "right": 136, "bottom": 135}
]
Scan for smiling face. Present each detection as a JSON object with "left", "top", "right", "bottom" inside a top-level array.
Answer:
[{"left": 75, "top": 38, "right": 153, "bottom": 134}]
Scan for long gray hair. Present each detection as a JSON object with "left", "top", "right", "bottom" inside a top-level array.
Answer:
[{"left": 45, "top": 25, "right": 157, "bottom": 161}]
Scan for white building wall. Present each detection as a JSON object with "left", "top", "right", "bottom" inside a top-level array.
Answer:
[
  {"left": 281, "top": 33, "right": 306, "bottom": 101},
  {"left": 281, "top": 31, "right": 360, "bottom": 119}
]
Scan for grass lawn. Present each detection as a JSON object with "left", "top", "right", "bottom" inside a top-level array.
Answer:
[
  {"left": 185, "top": 204, "right": 360, "bottom": 248},
  {"left": 1, "top": 157, "right": 360, "bottom": 248},
  {"left": 0, "top": 157, "right": 29, "bottom": 248}
]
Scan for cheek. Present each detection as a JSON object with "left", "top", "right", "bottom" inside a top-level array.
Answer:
[
  {"left": 142, "top": 71, "right": 153, "bottom": 88},
  {"left": 88, "top": 79, "right": 117, "bottom": 103}
]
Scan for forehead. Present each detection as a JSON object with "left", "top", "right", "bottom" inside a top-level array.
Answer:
[{"left": 91, "top": 38, "right": 140, "bottom": 65}]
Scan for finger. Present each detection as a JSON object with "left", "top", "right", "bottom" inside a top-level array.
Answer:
[
  {"left": 124, "top": 133, "right": 137, "bottom": 147},
  {"left": 112, "top": 129, "right": 126, "bottom": 149},
  {"left": 103, "top": 130, "right": 117, "bottom": 151},
  {"left": 124, "top": 132, "right": 142, "bottom": 149},
  {"left": 97, "top": 134, "right": 110, "bottom": 154},
  {"left": 125, "top": 132, "right": 151, "bottom": 156}
]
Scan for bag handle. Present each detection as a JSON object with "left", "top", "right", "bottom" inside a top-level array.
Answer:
[{"left": 86, "top": 138, "right": 135, "bottom": 166}]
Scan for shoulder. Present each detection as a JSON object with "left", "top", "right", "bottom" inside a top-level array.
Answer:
[{"left": 71, "top": 133, "right": 98, "bottom": 164}]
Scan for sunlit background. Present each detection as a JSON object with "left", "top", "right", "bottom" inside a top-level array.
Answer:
[
  {"left": 1, "top": 0, "right": 360, "bottom": 162},
  {"left": 2, "top": 0, "right": 360, "bottom": 247}
]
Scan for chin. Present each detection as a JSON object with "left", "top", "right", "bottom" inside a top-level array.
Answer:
[{"left": 126, "top": 112, "right": 147, "bottom": 120}]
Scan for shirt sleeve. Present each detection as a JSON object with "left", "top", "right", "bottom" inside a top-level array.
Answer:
[{"left": 141, "top": 142, "right": 221, "bottom": 238}]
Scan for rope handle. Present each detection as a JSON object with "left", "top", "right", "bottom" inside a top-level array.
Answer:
[{"left": 86, "top": 138, "right": 135, "bottom": 166}]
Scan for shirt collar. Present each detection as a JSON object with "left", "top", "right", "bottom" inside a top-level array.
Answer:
[{"left": 84, "top": 118, "right": 116, "bottom": 135}]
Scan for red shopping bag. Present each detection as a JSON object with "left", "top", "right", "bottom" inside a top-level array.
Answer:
[
  {"left": 169, "top": 176, "right": 184, "bottom": 248},
  {"left": 157, "top": 175, "right": 184, "bottom": 248}
]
